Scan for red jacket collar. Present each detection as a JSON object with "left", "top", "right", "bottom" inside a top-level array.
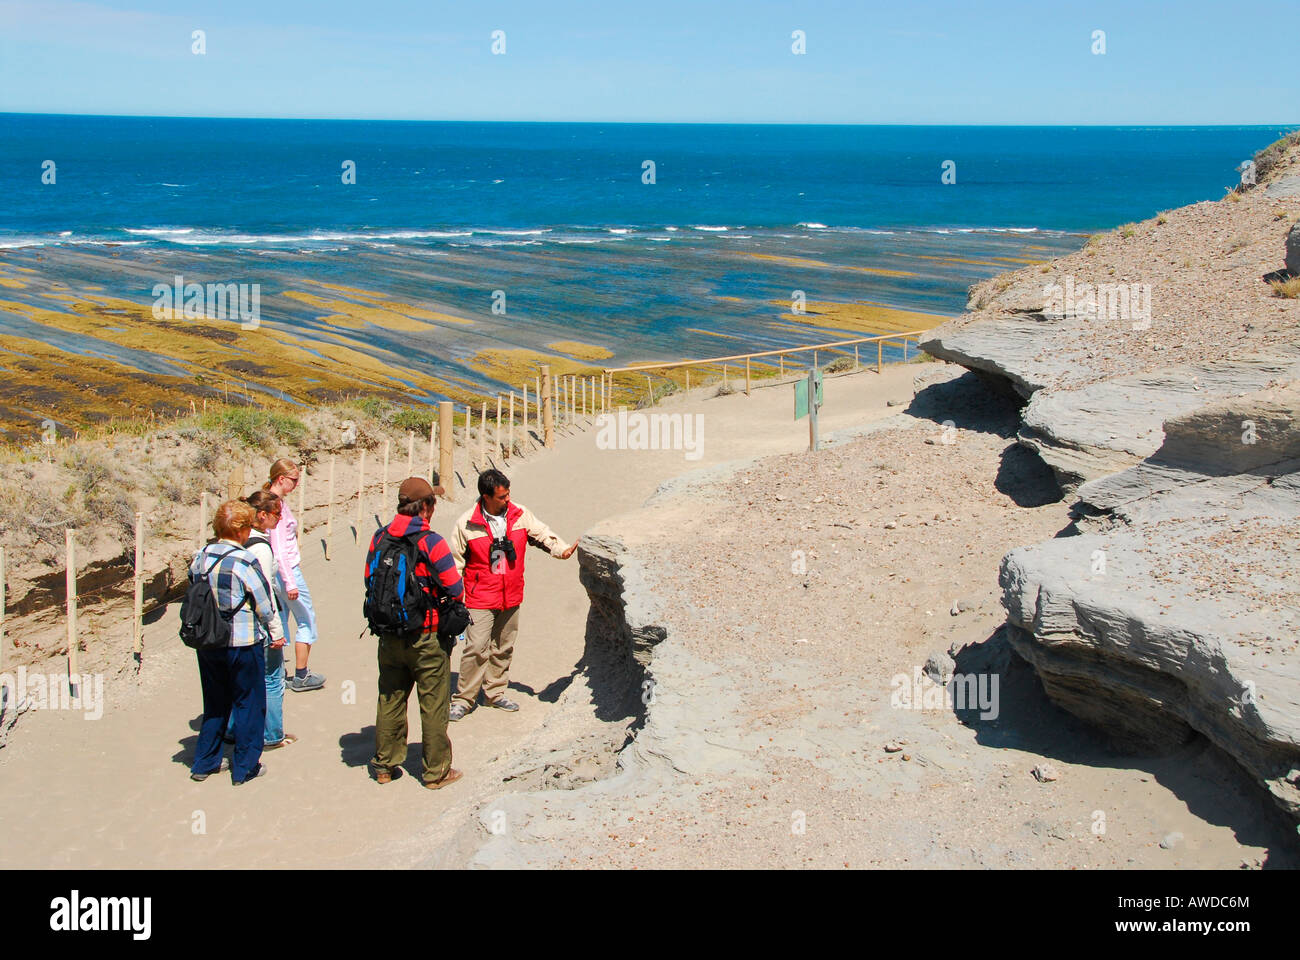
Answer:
[{"left": 470, "top": 499, "right": 522, "bottom": 531}]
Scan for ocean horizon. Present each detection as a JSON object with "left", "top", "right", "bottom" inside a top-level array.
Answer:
[{"left": 0, "top": 116, "right": 1292, "bottom": 417}]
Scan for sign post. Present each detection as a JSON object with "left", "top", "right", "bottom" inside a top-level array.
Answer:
[{"left": 793, "top": 367, "right": 824, "bottom": 452}]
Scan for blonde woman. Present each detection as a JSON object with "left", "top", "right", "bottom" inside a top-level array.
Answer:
[
  {"left": 265, "top": 459, "right": 325, "bottom": 692},
  {"left": 189, "top": 500, "right": 276, "bottom": 785}
]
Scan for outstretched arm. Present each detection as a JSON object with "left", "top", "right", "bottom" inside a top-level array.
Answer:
[{"left": 520, "top": 505, "right": 575, "bottom": 559}]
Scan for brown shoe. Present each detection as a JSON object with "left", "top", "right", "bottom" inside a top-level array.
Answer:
[
  {"left": 423, "top": 768, "right": 463, "bottom": 790},
  {"left": 373, "top": 764, "right": 401, "bottom": 784},
  {"left": 264, "top": 733, "right": 298, "bottom": 750}
]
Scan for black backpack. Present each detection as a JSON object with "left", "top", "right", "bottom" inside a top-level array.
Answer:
[
  {"left": 364, "top": 527, "right": 471, "bottom": 643},
  {"left": 180, "top": 546, "right": 253, "bottom": 650},
  {"left": 364, "top": 529, "right": 435, "bottom": 639}
]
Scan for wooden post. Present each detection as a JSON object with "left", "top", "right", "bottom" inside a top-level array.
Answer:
[
  {"left": 780, "top": 354, "right": 785, "bottom": 377},
  {"left": 227, "top": 463, "right": 245, "bottom": 501},
  {"left": 522, "top": 382, "right": 530, "bottom": 441},
  {"left": 877, "top": 340, "right": 883, "bottom": 373},
  {"left": 903, "top": 338, "right": 909, "bottom": 362},
  {"left": 581, "top": 377, "right": 587, "bottom": 420},
  {"left": 808, "top": 368, "right": 820, "bottom": 453},
  {"left": 465, "top": 404, "right": 473, "bottom": 461},
  {"left": 745, "top": 357, "right": 752, "bottom": 396},
  {"left": 327, "top": 455, "right": 336, "bottom": 551},
  {"left": 434, "top": 416, "right": 444, "bottom": 478},
  {"left": 645, "top": 374, "right": 653, "bottom": 406},
  {"left": 382, "top": 438, "right": 390, "bottom": 509},
  {"left": 198, "top": 491, "right": 207, "bottom": 548},
  {"left": 406, "top": 431, "right": 414, "bottom": 476},
  {"left": 854, "top": 344, "right": 860, "bottom": 370},
  {"left": 535, "top": 376, "right": 541, "bottom": 427},
  {"left": 65, "top": 529, "right": 78, "bottom": 694},
  {"left": 356, "top": 449, "right": 366, "bottom": 527},
  {"left": 685, "top": 368, "right": 690, "bottom": 394},
  {"left": 133, "top": 512, "right": 143, "bottom": 659},
  {"left": 0, "top": 547, "right": 5, "bottom": 676},
  {"left": 541, "top": 364, "right": 554, "bottom": 448},
  {"left": 479, "top": 400, "right": 488, "bottom": 467},
  {"left": 507, "top": 392, "right": 515, "bottom": 459},
  {"left": 297, "top": 467, "right": 304, "bottom": 516},
  {"left": 496, "top": 395, "right": 503, "bottom": 457},
  {"left": 814, "top": 350, "right": 818, "bottom": 370},
  {"left": 438, "top": 402, "right": 454, "bottom": 500},
  {"left": 723, "top": 363, "right": 728, "bottom": 388}
]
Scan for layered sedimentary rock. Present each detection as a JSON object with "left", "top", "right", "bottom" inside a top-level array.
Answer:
[
  {"left": 925, "top": 135, "right": 1300, "bottom": 821},
  {"left": 1002, "top": 386, "right": 1300, "bottom": 820}
]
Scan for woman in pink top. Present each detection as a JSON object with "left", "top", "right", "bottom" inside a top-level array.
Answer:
[{"left": 265, "top": 459, "right": 325, "bottom": 692}]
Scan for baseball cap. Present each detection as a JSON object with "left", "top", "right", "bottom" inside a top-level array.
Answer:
[{"left": 398, "top": 475, "right": 445, "bottom": 503}]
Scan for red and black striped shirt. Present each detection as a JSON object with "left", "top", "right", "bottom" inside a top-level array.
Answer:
[{"left": 364, "top": 514, "right": 463, "bottom": 632}]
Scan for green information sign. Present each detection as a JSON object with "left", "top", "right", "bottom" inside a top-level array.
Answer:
[{"left": 793, "top": 370, "right": 824, "bottom": 421}]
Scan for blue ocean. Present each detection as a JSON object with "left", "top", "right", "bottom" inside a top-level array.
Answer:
[{"left": 0, "top": 116, "right": 1290, "bottom": 395}]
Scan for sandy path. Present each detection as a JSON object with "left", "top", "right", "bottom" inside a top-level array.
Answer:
[{"left": 0, "top": 364, "right": 919, "bottom": 868}]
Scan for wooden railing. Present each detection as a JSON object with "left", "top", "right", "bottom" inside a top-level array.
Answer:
[{"left": 603, "top": 329, "right": 930, "bottom": 397}]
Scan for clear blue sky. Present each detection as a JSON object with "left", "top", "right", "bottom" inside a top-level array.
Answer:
[{"left": 1, "top": 0, "right": 1296, "bottom": 124}]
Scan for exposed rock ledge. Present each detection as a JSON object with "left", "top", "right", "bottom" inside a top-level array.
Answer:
[
  {"left": 925, "top": 134, "right": 1300, "bottom": 823},
  {"left": 1001, "top": 384, "right": 1300, "bottom": 822}
]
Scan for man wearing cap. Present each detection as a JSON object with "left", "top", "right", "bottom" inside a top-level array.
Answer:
[
  {"left": 449, "top": 468, "right": 576, "bottom": 721},
  {"left": 364, "top": 476, "right": 464, "bottom": 789}
]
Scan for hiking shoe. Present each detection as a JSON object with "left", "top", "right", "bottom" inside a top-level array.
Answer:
[
  {"left": 263, "top": 733, "right": 298, "bottom": 750},
  {"left": 372, "top": 764, "right": 402, "bottom": 785},
  {"left": 487, "top": 696, "right": 519, "bottom": 712},
  {"left": 287, "top": 672, "right": 325, "bottom": 692},
  {"left": 190, "top": 758, "right": 230, "bottom": 782},
  {"left": 232, "top": 763, "right": 267, "bottom": 786},
  {"left": 423, "top": 768, "right": 463, "bottom": 791},
  {"left": 448, "top": 702, "right": 469, "bottom": 722}
]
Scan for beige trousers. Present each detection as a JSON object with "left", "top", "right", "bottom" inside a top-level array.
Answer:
[{"left": 453, "top": 606, "right": 521, "bottom": 708}]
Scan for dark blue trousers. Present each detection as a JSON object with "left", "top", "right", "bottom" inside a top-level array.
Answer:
[{"left": 193, "top": 645, "right": 266, "bottom": 783}]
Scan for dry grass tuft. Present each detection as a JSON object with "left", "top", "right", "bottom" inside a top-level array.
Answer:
[{"left": 1270, "top": 276, "right": 1300, "bottom": 299}]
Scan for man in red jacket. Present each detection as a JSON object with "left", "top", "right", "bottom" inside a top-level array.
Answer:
[{"left": 449, "top": 469, "right": 575, "bottom": 720}]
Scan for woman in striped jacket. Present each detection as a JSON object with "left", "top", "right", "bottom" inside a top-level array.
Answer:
[{"left": 189, "top": 500, "right": 277, "bottom": 786}]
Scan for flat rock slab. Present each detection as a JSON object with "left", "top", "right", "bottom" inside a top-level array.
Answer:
[
  {"left": 1001, "top": 506, "right": 1300, "bottom": 820},
  {"left": 1018, "top": 352, "right": 1300, "bottom": 488}
]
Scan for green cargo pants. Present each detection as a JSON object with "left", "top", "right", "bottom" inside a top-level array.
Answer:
[{"left": 372, "top": 631, "right": 452, "bottom": 785}]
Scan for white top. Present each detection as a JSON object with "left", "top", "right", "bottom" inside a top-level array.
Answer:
[
  {"left": 245, "top": 532, "right": 284, "bottom": 643},
  {"left": 483, "top": 508, "right": 508, "bottom": 540}
]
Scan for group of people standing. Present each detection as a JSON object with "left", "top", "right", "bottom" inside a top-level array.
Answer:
[
  {"left": 187, "top": 461, "right": 573, "bottom": 790},
  {"left": 188, "top": 459, "right": 324, "bottom": 785}
]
